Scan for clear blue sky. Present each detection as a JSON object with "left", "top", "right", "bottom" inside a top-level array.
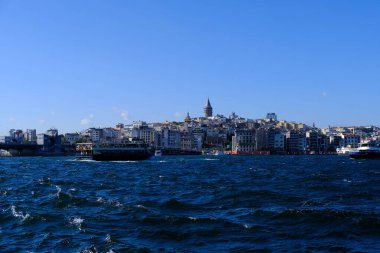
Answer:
[{"left": 0, "top": 0, "right": 379, "bottom": 134}]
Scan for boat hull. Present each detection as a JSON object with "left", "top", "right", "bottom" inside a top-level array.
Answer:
[
  {"left": 92, "top": 148, "right": 152, "bottom": 161},
  {"left": 349, "top": 152, "right": 380, "bottom": 159}
]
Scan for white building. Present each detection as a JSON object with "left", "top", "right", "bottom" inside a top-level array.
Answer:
[
  {"left": 342, "top": 134, "right": 360, "bottom": 148},
  {"left": 25, "top": 129, "right": 37, "bottom": 143},
  {"left": 88, "top": 128, "right": 102, "bottom": 143},
  {"left": 232, "top": 129, "right": 255, "bottom": 154}
]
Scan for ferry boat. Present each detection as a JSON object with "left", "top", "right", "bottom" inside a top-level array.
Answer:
[
  {"left": 349, "top": 141, "right": 380, "bottom": 159},
  {"left": 76, "top": 142, "right": 153, "bottom": 161}
]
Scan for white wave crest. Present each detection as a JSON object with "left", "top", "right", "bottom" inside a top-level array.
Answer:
[
  {"left": 70, "top": 217, "right": 84, "bottom": 231},
  {"left": 55, "top": 185, "right": 62, "bottom": 197},
  {"left": 11, "top": 205, "right": 31, "bottom": 221},
  {"left": 105, "top": 234, "right": 112, "bottom": 243}
]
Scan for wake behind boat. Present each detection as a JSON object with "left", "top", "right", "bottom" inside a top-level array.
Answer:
[{"left": 349, "top": 141, "right": 380, "bottom": 159}]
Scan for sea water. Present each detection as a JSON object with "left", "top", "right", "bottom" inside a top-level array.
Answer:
[{"left": 0, "top": 156, "right": 379, "bottom": 252}]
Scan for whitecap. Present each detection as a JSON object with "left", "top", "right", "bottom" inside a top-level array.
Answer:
[
  {"left": 97, "top": 197, "right": 123, "bottom": 207},
  {"left": 97, "top": 197, "right": 105, "bottom": 203},
  {"left": 135, "top": 204, "right": 148, "bottom": 211},
  {"left": 243, "top": 224, "right": 251, "bottom": 229},
  {"left": 55, "top": 185, "right": 62, "bottom": 197},
  {"left": 70, "top": 217, "right": 84, "bottom": 231},
  {"left": 80, "top": 247, "right": 98, "bottom": 253},
  {"left": 111, "top": 160, "right": 138, "bottom": 163},
  {"left": 38, "top": 177, "right": 51, "bottom": 185},
  {"left": 105, "top": 234, "right": 112, "bottom": 243},
  {"left": 10, "top": 205, "right": 31, "bottom": 221},
  {"left": 77, "top": 159, "right": 99, "bottom": 163}
]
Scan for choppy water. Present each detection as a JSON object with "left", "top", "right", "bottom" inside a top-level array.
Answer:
[{"left": 1, "top": 156, "right": 380, "bottom": 252}]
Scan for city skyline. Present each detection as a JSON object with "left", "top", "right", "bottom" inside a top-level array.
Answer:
[{"left": 1, "top": 1, "right": 379, "bottom": 135}]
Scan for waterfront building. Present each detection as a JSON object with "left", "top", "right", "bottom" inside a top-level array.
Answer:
[
  {"left": 192, "top": 133, "right": 203, "bottom": 151},
  {"left": 232, "top": 129, "right": 256, "bottom": 154},
  {"left": 139, "top": 126, "right": 155, "bottom": 145},
  {"left": 273, "top": 130, "right": 285, "bottom": 151},
  {"left": 286, "top": 130, "right": 307, "bottom": 153},
  {"left": 131, "top": 127, "right": 140, "bottom": 140},
  {"left": 255, "top": 127, "right": 269, "bottom": 151},
  {"left": 342, "top": 133, "right": 361, "bottom": 148},
  {"left": 25, "top": 129, "right": 37, "bottom": 143},
  {"left": 180, "top": 131, "right": 193, "bottom": 150},
  {"left": 330, "top": 135, "right": 344, "bottom": 148},
  {"left": 102, "top": 127, "right": 122, "bottom": 140},
  {"left": 255, "top": 127, "right": 285, "bottom": 152},
  {"left": 306, "top": 130, "right": 329, "bottom": 153},
  {"left": 0, "top": 136, "right": 12, "bottom": 144},
  {"left": 89, "top": 128, "right": 103, "bottom": 143},
  {"left": 9, "top": 129, "right": 24, "bottom": 143},
  {"left": 204, "top": 98, "right": 213, "bottom": 118},
  {"left": 37, "top": 129, "right": 62, "bottom": 151},
  {"left": 37, "top": 134, "right": 48, "bottom": 146},
  {"left": 158, "top": 127, "right": 181, "bottom": 149},
  {"left": 205, "top": 128, "right": 226, "bottom": 147}
]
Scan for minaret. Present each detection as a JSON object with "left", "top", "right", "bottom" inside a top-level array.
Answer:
[
  {"left": 185, "top": 112, "right": 191, "bottom": 123},
  {"left": 204, "top": 98, "right": 213, "bottom": 118}
]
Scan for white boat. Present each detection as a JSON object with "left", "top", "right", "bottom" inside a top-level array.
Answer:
[
  {"left": 0, "top": 149, "right": 11, "bottom": 157},
  {"left": 213, "top": 150, "right": 225, "bottom": 156},
  {"left": 155, "top": 150, "right": 162, "bottom": 157},
  {"left": 349, "top": 141, "right": 380, "bottom": 159}
]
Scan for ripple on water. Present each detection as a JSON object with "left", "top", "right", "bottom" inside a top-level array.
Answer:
[{"left": 0, "top": 156, "right": 380, "bottom": 252}]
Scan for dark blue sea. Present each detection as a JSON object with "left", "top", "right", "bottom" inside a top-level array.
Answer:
[{"left": 1, "top": 155, "right": 380, "bottom": 252}]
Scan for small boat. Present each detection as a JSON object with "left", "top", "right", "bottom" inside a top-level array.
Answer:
[
  {"left": 155, "top": 150, "right": 162, "bottom": 156},
  {"left": 213, "top": 150, "right": 225, "bottom": 156},
  {"left": 349, "top": 141, "right": 380, "bottom": 159}
]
